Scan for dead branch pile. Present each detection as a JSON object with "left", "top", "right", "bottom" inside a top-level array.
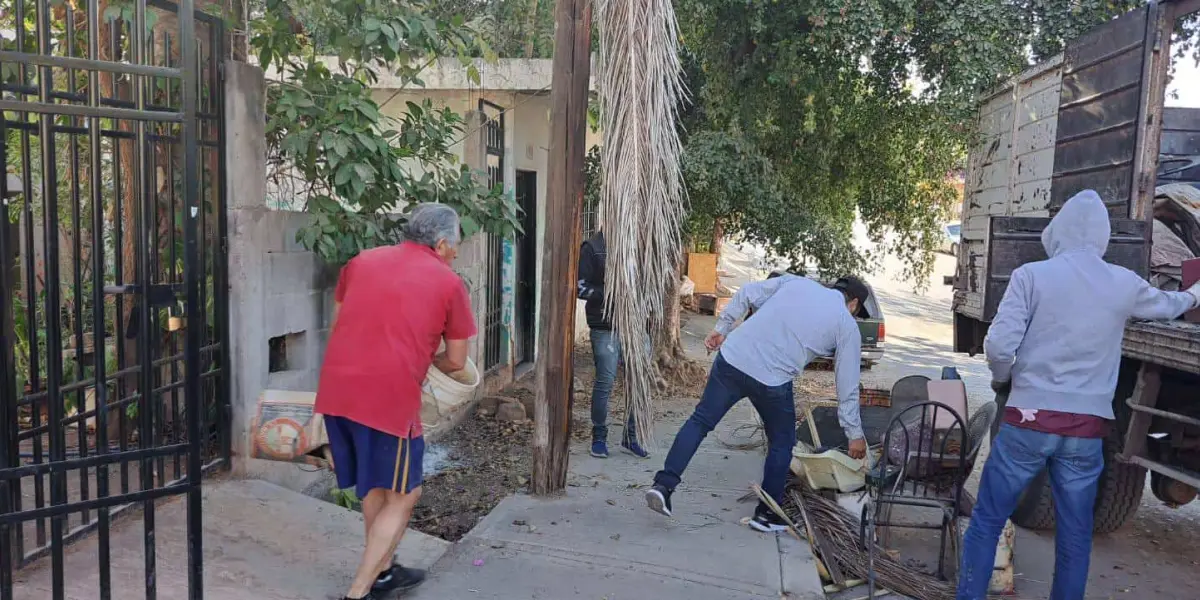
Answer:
[{"left": 780, "top": 482, "right": 956, "bottom": 600}]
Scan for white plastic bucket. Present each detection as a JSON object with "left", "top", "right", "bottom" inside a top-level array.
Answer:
[{"left": 420, "top": 357, "right": 481, "bottom": 436}]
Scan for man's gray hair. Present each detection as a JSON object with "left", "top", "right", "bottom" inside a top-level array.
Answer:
[{"left": 404, "top": 203, "right": 461, "bottom": 248}]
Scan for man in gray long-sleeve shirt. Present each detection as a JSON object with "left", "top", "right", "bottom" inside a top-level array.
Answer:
[{"left": 645, "top": 274, "right": 869, "bottom": 532}]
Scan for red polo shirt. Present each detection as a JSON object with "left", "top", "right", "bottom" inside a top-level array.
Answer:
[{"left": 315, "top": 242, "right": 476, "bottom": 438}]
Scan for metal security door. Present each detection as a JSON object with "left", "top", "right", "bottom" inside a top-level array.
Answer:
[
  {"left": 480, "top": 99, "right": 505, "bottom": 372},
  {"left": 0, "top": 1, "right": 228, "bottom": 599},
  {"left": 513, "top": 170, "right": 536, "bottom": 365}
]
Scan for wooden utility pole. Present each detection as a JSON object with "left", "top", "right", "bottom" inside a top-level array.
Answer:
[{"left": 532, "top": 0, "right": 593, "bottom": 495}]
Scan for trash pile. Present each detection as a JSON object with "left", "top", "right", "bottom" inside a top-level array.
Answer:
[
  {"left": 757, "top": 480, "right": 956, "bottom": 600},
  {"left": 1151, "top": 184, "right": 1200, "bottom": 293},
  {"left": 778, "top": 367, "right": 1013, "bottom": 599}
]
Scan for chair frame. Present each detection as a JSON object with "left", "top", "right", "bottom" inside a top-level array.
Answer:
[{"left": 859, "top": 401, "right": 969, "bottom": 595}]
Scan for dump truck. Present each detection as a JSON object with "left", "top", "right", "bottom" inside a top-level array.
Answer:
[{"left": 949, "top": 0, "right": 1200, "bottom": 533}]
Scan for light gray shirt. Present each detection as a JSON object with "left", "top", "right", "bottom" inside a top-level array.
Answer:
[
  {"left": 986, "top": 190, "right": 1197, "bottom": 418},
  {"left": 715, "top": 275, "right": 865, "bottom": 440}
]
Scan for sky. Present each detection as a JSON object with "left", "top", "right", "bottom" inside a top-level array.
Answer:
[{"left": 1167, "top": 54, "right": 1200, "bottom": 108}]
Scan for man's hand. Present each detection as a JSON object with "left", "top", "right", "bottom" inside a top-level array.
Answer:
[
  {"left": 847, "top": 438, "right": 867, "bottom": 460},
  {"left": 991, "top": 379, "right": 1012, "bottom": 395},
  {"left": 704, "top": 331, "right": 725, "bottom": 353}
]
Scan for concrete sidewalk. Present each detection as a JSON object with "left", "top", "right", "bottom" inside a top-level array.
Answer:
[
  {"left": 12, "top": 479, "right": 449, "bottom": 600},
  {"left": 411, "top": 404, "right": 826, "bottom": 600}
]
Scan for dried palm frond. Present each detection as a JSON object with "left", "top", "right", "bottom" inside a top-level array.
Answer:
[
  {"left": 769, "top": 480, "right": 957, "bottom": 600},
  {"left": 595, "top": 0, "right": 688, "bottom": 449}
]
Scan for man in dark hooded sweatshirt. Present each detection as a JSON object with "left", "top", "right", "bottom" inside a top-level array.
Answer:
[
  {"left": 577, "top": 231, "right": 650, "bottom": 459},
  {"left": 957, "top": 190, "right": 1200, "bottom": 600}
]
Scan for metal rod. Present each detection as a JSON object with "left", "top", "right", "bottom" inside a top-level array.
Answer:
[
  {"left": 0, "top": 88, "right": 16, "bottom": 600},
  {"left": 35, "top": 0, "right": 69, "bottom": 594},
  {"left": 1126, "top": 399, "right": 1200, "bottom": 428},
  {"left": 64, "top": 5, "right": 93, "bottom": 530},
  {"left": 0, "top": 444, "right": 190, "bottom": 481},
  {"left": 214, "top": 19, "right": 233, "bottom": 466},
  {"left": 131, "top": 1, "right": 160, "bottom": 597},
  {"left": 181, "top": 1, "right": 206, "bottom": 596},
  {"left": 0, "top": 82, "right": 222, "bottom": 120},
  {"left": 0, "top": 100, "right": 185, "bottom": 123},
  {"left": 109, "top": 19, "right": 131, "bottom": 498},
  {"left": 1126, "top": 456, "right": 1200, "bottom": 490},
  {"left": 0, "top": 483, "right": 192, "bottom": 526},
  {"left": 0, "top": 51, "right": 183, "bottom": 79}
]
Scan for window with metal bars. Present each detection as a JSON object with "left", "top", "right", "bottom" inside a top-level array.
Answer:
[{"left": 480, "top": 100, "right": 506, "bottom": 371}]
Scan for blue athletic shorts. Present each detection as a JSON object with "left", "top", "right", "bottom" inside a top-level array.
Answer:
[{"left": 325, "top": 416, "right": 424, "bottom": 499}]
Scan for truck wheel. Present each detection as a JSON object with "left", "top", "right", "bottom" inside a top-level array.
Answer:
[
  {"left": 1011, "top": 433, "right": 1145, "bottom": 533},
  {"left": 1007, "top": 362, "right": 1144, "bottom": 533}
]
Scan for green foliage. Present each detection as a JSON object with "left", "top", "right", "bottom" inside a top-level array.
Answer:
[
  {"left": 426, "top": 0, "right": 558, "bottom": 59},
  {"left": 331, "top": 487, "right": 361, "bottom": 510},
  {"left": 675, "top": 0, "right": 1197, "bottom": 284},
  {"left": 251, "top": 0, "right": 520, "bottom": 266}
]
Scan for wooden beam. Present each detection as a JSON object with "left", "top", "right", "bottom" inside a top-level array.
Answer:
[
  {"left": 532, "top": 0, "right": 593, "bottom": 495},
  {"left": 1119, "top": 363, "right": 1162, "bottom": 463}
]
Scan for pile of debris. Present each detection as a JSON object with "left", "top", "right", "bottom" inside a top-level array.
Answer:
[
  {"left": 761, "top": 480, "right": 957, "bottom": 600},
  {"left": 1151, "top": 184, "right": 1200, "bottom": 297}
]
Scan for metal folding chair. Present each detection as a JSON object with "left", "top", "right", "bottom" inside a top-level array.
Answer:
[{"left": 859, "top": 401, "right": 970, "bottom": 596}]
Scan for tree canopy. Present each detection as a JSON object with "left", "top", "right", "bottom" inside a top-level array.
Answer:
[
  {"left": 668, "top": 0, "right": 1198, "bottom": 281},
  {"left": 251, "top": 0, "right": 521, "bottom": 265}
]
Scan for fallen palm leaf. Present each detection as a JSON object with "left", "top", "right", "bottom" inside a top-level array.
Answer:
[{"left": 763, "top": 479, "right": 957, "bottom": 600}]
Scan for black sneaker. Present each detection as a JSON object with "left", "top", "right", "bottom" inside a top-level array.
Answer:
[
  {"left": 342, "top": 593, "right": 379, "bottom": 600},
  {"left": 373, "top": 563, "right": 427, "bottom": 594},
  {"left": 748, "top": 502, "right": 789, "bottom": 533},
  {"left": 644, "top": 483, "right": 673, "bottom": 517}
]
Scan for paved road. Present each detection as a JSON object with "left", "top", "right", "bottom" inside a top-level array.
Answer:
[{"left": 712, "top": 240, "right": 1200, "bottom": 599}]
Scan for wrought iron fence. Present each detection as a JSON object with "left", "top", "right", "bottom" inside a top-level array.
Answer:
[{"left": 0, "top": 1, "right": 227, "bottom": 598}]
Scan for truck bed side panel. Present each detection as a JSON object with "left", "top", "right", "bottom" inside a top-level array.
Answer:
[
  {"left": 1050, "top": 5, "right": 1154, "bottom": 217},
  {"left": 955, "top": 58, "right": 1063, "bottom": 320}
]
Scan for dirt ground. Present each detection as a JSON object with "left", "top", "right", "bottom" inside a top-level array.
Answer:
[
  {"left": 409, "top": 401, "right": 536, "bottom": 542},
  {"left": 411, "top": 346, "right": 629, "bottom": 541}
]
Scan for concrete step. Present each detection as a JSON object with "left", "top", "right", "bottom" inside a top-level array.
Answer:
[{"left": 13, "top": 479, "right": 449, "bottom": 600}]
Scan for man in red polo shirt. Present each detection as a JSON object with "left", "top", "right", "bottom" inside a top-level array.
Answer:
[{"left": 316, "top": 204, "right": 476, "bottom": 600}]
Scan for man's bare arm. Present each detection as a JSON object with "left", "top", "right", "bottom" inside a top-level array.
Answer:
[{"left": 433, "top": 338, "right": 469, "bottom": 374}]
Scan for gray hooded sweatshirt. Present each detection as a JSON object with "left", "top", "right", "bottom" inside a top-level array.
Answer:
[{"left": 985, "top": 190, "right": 1198, "bottom": 419}]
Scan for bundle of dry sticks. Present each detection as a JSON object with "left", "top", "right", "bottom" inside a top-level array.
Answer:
[{"left": 765, "top": 480, "right": 957, "bottom": 600}]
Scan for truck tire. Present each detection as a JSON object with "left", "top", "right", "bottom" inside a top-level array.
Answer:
[
  {"left": 1006, "top": 362, "right": 1144, "bottom": 533},
  {"left": 1010, "top": 434, "right": 1145, "bottom": 533}
]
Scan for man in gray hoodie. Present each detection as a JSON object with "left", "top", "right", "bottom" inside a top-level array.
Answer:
[{"left": 956, "top": 190, "right": 1200, "bottom": 600}]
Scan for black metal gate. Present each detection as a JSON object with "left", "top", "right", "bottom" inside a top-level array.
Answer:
[
  {"left": 480, "top": 99, "right": 505, "bottom": 372},
  {"left": 0, "top": 1, "right": 227, "bottom": 598}
]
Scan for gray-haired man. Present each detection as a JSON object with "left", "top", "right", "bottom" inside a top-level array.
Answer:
[{"left": 317, "top": 204, "right": 477, "bottom": 600}]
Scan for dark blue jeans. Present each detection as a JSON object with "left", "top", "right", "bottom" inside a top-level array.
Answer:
[
  {"left": 654, "top": 353, "right": 796, "bottom": 504},
  {"left": 957, "top": 424, "right": 1104, "bottom": 600},
  {"left": 590, "top": 329, "right": 635, "bottom": 443}
]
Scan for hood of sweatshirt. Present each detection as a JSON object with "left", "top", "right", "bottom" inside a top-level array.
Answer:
[{"left": 1041, "top": 189, "right": 1110, "bottom": 258}]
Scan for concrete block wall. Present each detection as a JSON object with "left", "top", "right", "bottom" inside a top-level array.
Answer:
[
  {"left": 223, "top": 62, "right": 495, "bottom": 496},
  {"left": 225, "top": 61, "right": 336, "bottom": 495}
]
